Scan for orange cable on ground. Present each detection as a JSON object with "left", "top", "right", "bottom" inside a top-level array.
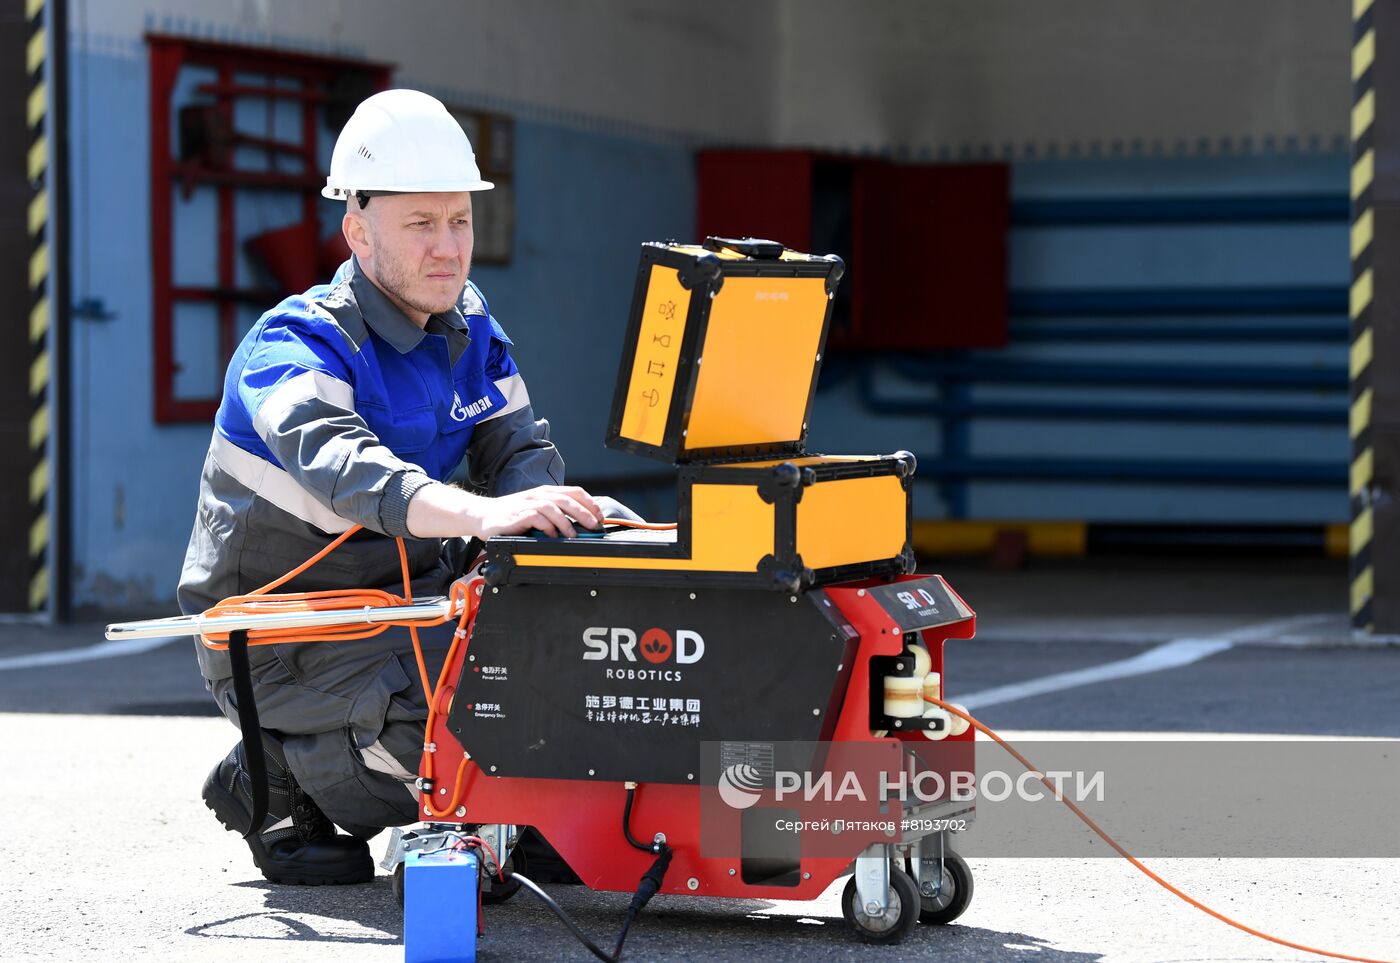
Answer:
[{"left": 924, "top": 694, "right": 1396, "bottom": 963}]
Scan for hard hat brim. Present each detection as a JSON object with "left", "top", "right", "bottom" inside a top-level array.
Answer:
[{"left": 321, "top": 179, "right": 495, "bottom": 200}]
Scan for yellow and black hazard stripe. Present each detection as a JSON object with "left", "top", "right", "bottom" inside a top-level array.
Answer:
[
  {"left": 26, "top": 0, "right": 50, "bottom": 614},
  {"left": 1351, "top": 0, "right": 1377, "bottom": 631}
]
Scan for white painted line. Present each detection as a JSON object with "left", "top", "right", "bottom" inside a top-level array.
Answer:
[
  {"left": 0, "top": 634, "right": 181, "bottom": 671},
  {"left": 959, "top": 637, "right": 1235, "bottom": 711},
  {"left": 956, "top": 613, "right": 1342, "bottom": 711},
  {"left": 1222, "top": 612, "right": 1337, "bottom": 643}
]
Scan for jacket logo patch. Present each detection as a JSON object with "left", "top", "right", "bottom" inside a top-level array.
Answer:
[{"left": 451, "top": 391, "right": 493, "bottom": 422}]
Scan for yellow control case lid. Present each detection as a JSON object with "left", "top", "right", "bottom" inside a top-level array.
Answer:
[{"left": 606, "top": 238, "right": 844, "bottom": 464}]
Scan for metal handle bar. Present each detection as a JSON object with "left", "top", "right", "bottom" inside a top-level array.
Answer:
[{"left": 104, "top": 596, "right": 458, "bottom": 641}]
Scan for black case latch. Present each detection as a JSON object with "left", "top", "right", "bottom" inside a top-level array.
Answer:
[{"left": 703, "top": 236, "right": 786, "bottom": 259}]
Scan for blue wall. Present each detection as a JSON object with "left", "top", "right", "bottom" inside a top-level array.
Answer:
[
  {"left": 806, "top": 152, "right": 1351, "bottom": 525},
  {"left": 468, "top": 122, "right": 694, "bottom": 484}
]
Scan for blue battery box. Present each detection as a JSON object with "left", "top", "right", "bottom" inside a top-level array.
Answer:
[{"left": 404, "top": 848, "right": 478, "bottom": 963}]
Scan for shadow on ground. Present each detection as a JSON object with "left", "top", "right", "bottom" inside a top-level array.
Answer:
[
  {"left": 187, "top": 877, "right": 403, "bottom": 945},
  {"left": 184, "top": 876, "right": 1104, "bottom": 962}
]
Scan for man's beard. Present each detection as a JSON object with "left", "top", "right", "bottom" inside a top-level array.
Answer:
[{"left": 376, "top": 252, "right": 467, "bottom": 317}]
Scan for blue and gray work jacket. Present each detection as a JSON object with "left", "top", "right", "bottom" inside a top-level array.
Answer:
[{"left": 178, "top": 257, "right": 564, "bottom": 682}]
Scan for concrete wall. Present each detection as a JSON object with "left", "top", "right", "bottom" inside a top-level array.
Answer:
[
  {"left": 775, "top": 0, "right": 1350, "bottom": 156},
  {"left": 76, "top": 0, "right": 780, "bottom": 141}
]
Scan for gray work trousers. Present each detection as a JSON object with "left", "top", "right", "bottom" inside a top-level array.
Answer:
[{"left": 208, "top": 622, "right": 456, "bottom": 831}]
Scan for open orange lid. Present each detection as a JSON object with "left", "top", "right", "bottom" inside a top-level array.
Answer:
[{"left": 606, "top": 238, "right": 845, "bottom": 464}]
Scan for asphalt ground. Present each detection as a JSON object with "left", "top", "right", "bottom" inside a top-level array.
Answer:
[{"left": 3, "top": 555, "right": 1398, "bottom": 963}]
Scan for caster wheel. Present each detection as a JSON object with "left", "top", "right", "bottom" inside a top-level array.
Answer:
[
  {"left": 841, "top": 867, "right": 920, "bottom": 944},
  {"left": 917, "top": 850, "right": 973, "bottom": 925},
  {"left": 392, "top": 861, "right": 404, "bottom": 907}
]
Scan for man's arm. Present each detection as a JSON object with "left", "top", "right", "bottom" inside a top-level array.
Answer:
[
  {"left": 243, "top": 321, "right": 433, "bottom": 537},
  {"left": 465, "top": 404, "right": 564, "bottom": 496},
  {"left": 446, "top": 300, "right": 620, "bottom": 530},
  {"left": 404, "top": 481, "right": 600, "bottom": 538},
  {"left": 459, "top": 315, "right": 567, "bottom": 496},
  {"left": 245, "top": 317, "right": 598, "bottom": 539},
  {"left": 460, "top": 394, "right": 642, "bottom": 527}
]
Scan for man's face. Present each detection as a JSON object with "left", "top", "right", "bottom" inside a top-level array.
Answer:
[{"left": 346, "top": 191, "right": 474, "bottom": 323}]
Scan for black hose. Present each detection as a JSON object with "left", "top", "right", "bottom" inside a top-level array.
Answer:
[
  {"left": 622, "top": 786, "right": 659, "bottom": 853},
  {"left": 510, "top": 872, "right": 615, "bottom": 963},
  {"left": 492, "top": 787, "right": 674, "bottom": 961},
  {"left": 613, "top": 847, "right": 672, "bottom": 958},
  {"left": 510, "top": 846, "right": 672, "bottom": 963}
]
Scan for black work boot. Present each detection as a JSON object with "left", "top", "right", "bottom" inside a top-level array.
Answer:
[{"left": 202, "top": 740, "right": 374, "bottom": 885}]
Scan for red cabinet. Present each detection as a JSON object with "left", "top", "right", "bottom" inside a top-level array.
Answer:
[{"left": 698, "top": 150, "right": 1008, "bottom": 350}]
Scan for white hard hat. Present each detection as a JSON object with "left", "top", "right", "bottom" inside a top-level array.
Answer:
[{"left": 322, "top": 89, "right": 493, "bottom": 200}]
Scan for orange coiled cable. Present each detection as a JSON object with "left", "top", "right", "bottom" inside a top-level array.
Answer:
[
  {"left": 925, "top": 695, "right": 1395, "bottom": 963},
  {"left": 420, "top": 575, "right": 482, "bottom": 819},
  {"left": 197, "top": 523, "right": 447, "bottom": 697},
  {"left": 194, "top": 517, "right": 662, "bottom": 817}
]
